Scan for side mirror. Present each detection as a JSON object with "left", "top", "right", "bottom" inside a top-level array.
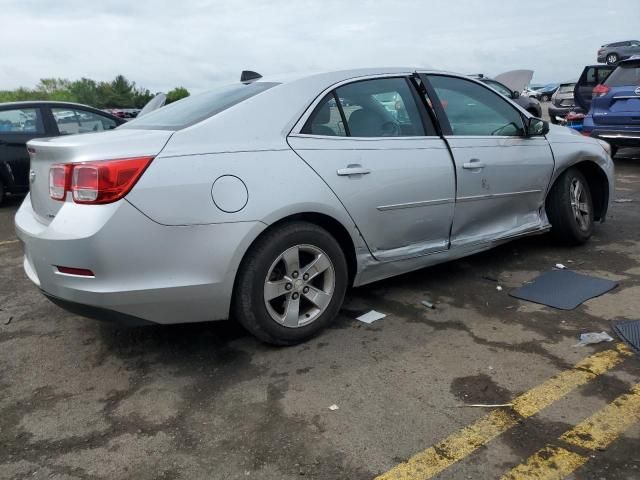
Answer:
[
  {"left": 512, "top": 90, "right": 520, "bottom": 99},
  {"left": 528, "top": 117, "right": 549, "bottom": 136}
]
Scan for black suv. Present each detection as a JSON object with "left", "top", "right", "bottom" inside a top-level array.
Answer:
[{"left": 0, "top": 101, "right": 124, "bottom": 205}]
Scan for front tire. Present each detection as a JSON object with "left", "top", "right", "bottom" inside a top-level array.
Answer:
[
  {"left": 232, "top": 222, "right": 348, "bottom": 345},
  {"left": 541, "top": 94, "right": 550, "bottom": 102},
  {"left": 606, "top": 53, "right": 619, "bottom": 65},
  {"left": 546, "top": 168, "right": 594, "bottom": 245}
]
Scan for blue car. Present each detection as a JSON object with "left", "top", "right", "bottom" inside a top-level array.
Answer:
[{"left": 581, "top": 57, "right": 640, "bottom": 156}]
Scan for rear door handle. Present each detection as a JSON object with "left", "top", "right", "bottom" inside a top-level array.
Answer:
[
  {"left": 463, "top": 160, "right": 486, "bottom": 169},
  {"left": 337, "top": 165, "right": 371, "bottom": 176}
]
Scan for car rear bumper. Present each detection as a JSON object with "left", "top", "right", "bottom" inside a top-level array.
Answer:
[
  {"left": 588, "top": 129, "right": 640, "bottom": 147},
  {"left": 15, "top": 195, "right": 266, "bottom": 324},
  {"left": 548, "top": 105, "right": 581, "bottom": 120}
]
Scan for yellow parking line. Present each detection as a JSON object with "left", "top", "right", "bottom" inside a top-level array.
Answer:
[
  {"left": 501, "top": 384, "right": 640, "bottom": 480},
  {"left": 375, "top": 345, "right": 632, "bottom": 480},
  {"left": 0, "top": 239, "right": 19, "bottom": 246}
]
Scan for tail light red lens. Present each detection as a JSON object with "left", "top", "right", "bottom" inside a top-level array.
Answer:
[
  {"left": 592, "top": 84, "right": 610, "bottom": 98},
  {"left": 56, "top": 266, "right": 95, "bottom": 277},
  {"left": 49, "top": 156, "right": 153, "bottom": 204}
]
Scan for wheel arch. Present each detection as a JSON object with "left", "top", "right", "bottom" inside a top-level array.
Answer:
[
  {"left": 548, "top": 160, "right": 610, "bottom": 221},
  {"left": 234, "top": 212, "right": 359, "bottom": 290}
]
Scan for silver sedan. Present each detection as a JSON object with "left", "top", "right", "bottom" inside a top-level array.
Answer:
[{"left": 15, "top": 68, "right": 614, "bottom": 344}]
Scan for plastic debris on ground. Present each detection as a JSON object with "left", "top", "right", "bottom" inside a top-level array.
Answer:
[
  {"left": 496, "top": 285, "right": 503, "bottom": 291},
  {"left": 328, "top": 404, "right": 339, "bottom": 411},
  {"left": 421, "top": 300, "right": 435, "bottom": 309},
  {"left": 573, "top": 331, "right": 614, "bottom": 347},
  {"left": 356, "top": 310, "right": 386, "bottom": 324},
  {"left": 555, "top": 263, "right": 567, "bottom": 270}
]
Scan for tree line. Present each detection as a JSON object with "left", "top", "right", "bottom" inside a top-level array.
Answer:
[{"left": 0, "top": 75, "right": 190, "bottom": 109}]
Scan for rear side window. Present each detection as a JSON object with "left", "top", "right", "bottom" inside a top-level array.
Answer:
[
  {"left": 302, "top": 77, "right": 432, "bottom": 137},
  {"left": 558, "top": 84, "right": 575, "bottom": 93},
  {"left": 0, "top": 108, "right": 44, "bottom": 134},
  {"left": 52, "top": 108, "right": 117, "bottom": 135},
  {"left": 121, "top": 82, "right": 279, "bottom": 130},
  {"left": 604, "top": 66, "right": 640, "bottom": 87}
]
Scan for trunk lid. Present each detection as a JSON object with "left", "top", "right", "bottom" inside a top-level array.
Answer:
[{"left": 27, "top": 128, "right": 173, "bottom": 222}]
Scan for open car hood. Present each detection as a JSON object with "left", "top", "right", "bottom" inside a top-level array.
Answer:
[{"left": 494, "top": 70, "right": 534, "bottom": 93}]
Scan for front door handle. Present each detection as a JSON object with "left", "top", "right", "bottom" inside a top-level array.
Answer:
[
  {"left": 337, "top": 164, "right": 371, "bottom": 176},
  {"left": 463, "top": 159, "right": 486, "bottom": 169}
]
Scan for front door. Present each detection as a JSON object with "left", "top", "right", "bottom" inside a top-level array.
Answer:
[
  {"left": 288, "top": 76, "right": 456, "bottom": 260},
  {"left": 421, "top": 74, "right": 555, "bottom": 248}
]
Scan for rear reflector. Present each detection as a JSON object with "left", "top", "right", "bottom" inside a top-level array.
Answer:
[
  {"left": 56, "top": 266, "right": 95, "bottom": 277},
  {"left": 50, "top": 156, "right": 153, "bottom": 204},
  {"left": 49, "top": 164, "right": 72, "bottom": 200}
]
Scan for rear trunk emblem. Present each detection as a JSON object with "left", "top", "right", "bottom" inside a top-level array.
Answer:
[
  {"left": 29, "top": 170, "right": 36, "bottom": 184},
  {"left": 635, "top": 87, "right": 640, "bottom": 96}
]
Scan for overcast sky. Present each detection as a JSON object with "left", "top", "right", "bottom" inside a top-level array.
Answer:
[{"left": 2, "top": 0, "right": 639, "bottom": 93}]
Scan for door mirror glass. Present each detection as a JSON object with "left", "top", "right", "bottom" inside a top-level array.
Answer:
[{"left": 528, "top": 117, "right": 549, "bottom": 136}]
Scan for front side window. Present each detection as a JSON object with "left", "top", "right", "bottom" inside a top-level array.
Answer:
[
  {"left": 52, "top": 108, "right": 117, "bottom": 135},
  {"left": 485, "top": 80, "right": 513, "bottom": 98},
  {"left": 428, "top": 75, "right": 525, "bottom": 136},
  {"left": 0, "top": 108, "right": 44, "bottom": 134}
]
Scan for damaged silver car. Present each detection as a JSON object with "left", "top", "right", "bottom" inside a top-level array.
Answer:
[{"left": 16, "top": 68, "right": 614, "bottom": 344}]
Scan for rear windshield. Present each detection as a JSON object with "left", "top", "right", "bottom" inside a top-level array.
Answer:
[
  {"left": 120, "top": 82, "right": 279, "bottom": 130},
  {"left": 604, "top": 66, "right": 640, "bottom": 87},
  {"left": 558, "top": 84, "right": 575, "bottom": 93}
]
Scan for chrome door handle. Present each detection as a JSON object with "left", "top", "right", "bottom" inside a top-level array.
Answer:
[
  {"left": 337, "top": 165, "right": 371, "bottom": 176},
  {"left": 463, "top": 160, "right": 486, "bottom": 169}
]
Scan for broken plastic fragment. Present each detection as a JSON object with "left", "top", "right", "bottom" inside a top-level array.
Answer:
[
  {"left": 356, "top": 310, "right": 386, "bottom": 324},
  {"left": 555, "top": 263, "right": 567, "bottom": 270},
  {"left": 421, "top": 300, "right": 435, "bottom": 309},
  {"left": 573, "top": 331, "right": 614, "bottom": 347},
  {"left": 328, "top": 404, "right": 339, "bottom": 411},
  {"left": 496, "top": 285, "right": 503, "bottom": 291}
]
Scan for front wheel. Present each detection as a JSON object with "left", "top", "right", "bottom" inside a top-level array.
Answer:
[
  {"left": 606, "top": 53, "right": 619, "bottom": 65},
  {"left": 546, "top": 168, "right": 594, "bottom": 245},
  {"left": 232, "top": 222, "right": 348, "bottom": 345},
  {"left": 541, "top": 94, "right": 550, "bottom": 102}
]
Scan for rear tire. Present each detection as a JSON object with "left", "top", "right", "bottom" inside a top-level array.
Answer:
[
  {"left": 232, "top": 221, "right": 348, "bottom": 345},
  {"left": 546, "top": 168, "right": 594, "bottom": 245},
  {"left": 606, "top": 53, "right": 619, "bottom": 65},
  {"left": 610, "top": 146, "right": 618, "bottom": 158}
]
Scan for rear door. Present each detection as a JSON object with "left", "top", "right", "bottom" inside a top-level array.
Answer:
[
  {"left": 420, "top": 74, "right": 554, "bottom": 248},
  {"left": 575, "top": 65, "right": 615, "bottom": 111},
  {"left": 0, "top": 106, "right": 47, "bottom": 189},
  {"left": 288, "top": 76, "right": 456, "bottom": 260}
]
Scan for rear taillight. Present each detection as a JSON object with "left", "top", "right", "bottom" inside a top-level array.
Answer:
[
  {"left": 592, "top": 84, "right": 610, "bottom": 98},
  {"left": 49, "top": 156, "right": 153, "bottom": 204}
]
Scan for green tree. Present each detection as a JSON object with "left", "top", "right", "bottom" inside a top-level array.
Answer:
[{"left": 166, "top": 87, "right": 190, "bottom": 104}]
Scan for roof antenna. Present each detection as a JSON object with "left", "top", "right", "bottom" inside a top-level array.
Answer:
[{"left": 241, "top": 70, "right": 262, "bottom": 83}]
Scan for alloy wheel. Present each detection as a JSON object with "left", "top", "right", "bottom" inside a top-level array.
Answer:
[
  {"left": 570, "top": 178, "right": 590, "bottom": 231},
  {"left": 263, "top": 244, "right": 335, "bottom": 328}
]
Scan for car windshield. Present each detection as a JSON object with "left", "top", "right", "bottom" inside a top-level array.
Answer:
[
  {"left": 604, "top": 65, "right": 640, "bottom": 87},
  {"left": 558, "top": 84, "right": 575, "bottom": 93},
  {"left": 120, "top": 82, "right": 279, "bottom": 130}
]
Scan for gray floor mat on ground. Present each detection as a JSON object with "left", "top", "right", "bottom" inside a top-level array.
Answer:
[
  {"left": 613, "top": 320, "right": 640, "bottom": 356},
  {"left": 509, "top": 270, "right": 618, "bottom": 310}
]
